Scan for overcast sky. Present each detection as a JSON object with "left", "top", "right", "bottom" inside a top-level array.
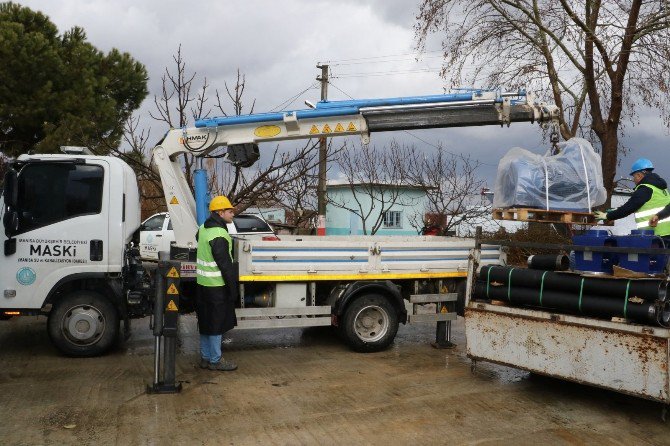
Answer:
[{"left": 18, "top": 0, "right": 670, "bottom": 186}]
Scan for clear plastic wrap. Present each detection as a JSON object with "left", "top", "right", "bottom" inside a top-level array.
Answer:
[{"left": 493, "top": 138, "right": 607, "bottom": 211}]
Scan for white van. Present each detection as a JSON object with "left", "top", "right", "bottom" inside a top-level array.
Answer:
[{"left": 139, "top": 212, "right": 276, "bottom": 260}]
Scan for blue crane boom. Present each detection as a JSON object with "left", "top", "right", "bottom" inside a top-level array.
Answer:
[{"left": 151, "top": 89, "right": 559, "bottom": 247}]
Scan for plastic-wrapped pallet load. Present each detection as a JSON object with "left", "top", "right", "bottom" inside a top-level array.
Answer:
[{"left": 493, "top": 138, "right": 607, "bottom": 211}]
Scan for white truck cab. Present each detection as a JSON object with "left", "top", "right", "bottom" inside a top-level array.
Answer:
[{"left": 1, "top": 153, "right": 142, "bottom": 356}]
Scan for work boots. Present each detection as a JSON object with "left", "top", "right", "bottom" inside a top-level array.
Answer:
[{"left": 208, "top": 358, "right": 238, "bottom": 371}]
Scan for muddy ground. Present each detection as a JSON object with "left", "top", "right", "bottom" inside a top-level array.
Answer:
[{"left": 0, "top": 315, "right": 669, "bottom": 445}]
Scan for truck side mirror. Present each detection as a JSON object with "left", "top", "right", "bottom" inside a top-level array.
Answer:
[
  {"left": 3, "top": 168, "right": 18, "bottom": 208},
  {"left": 3, "top": 167, "right": 20, "bottom": 244},
  {"left": 4, "top": 237, "right": 16, "bottom": 256},
  {"left": 3, "top": 210, "right": 18, "bottom": 237},
  {"left": 3, "top": 208, "right": 18, "bottom": 255}
]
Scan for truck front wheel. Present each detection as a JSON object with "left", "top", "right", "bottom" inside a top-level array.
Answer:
[
  {"left": 341, "top": 293, "right": 398, "bottom": 352},
  {"left": 47, "top": 290, "right": 119, "bottom": 357}
]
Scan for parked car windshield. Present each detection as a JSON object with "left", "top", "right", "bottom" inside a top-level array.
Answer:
[{"left": 233, "top": 214, "right": 273, "bottom": 233}]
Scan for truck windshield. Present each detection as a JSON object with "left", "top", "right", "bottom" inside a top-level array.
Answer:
[
  {"left": 16, "top": 163, "right": 104, "bottom": 233},
  {"left": 233, "top": 215, "right": 272, "bottom": 233}
]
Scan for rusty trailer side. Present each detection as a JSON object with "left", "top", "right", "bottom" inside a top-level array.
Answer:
[
  {"left": 463, "top": 245, "right": 670, "bottom": 404},
  {"left": 465, "top": 303, "right": 670, "bottom": 403}
]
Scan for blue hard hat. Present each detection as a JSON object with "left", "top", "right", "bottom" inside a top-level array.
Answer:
[{"left": 630, "top": 158, "right": 654, "bottom": 175}]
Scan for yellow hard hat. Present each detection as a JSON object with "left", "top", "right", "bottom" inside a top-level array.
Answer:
[{"left": 209, "top": 195, "right": 233, "bottom": 211}]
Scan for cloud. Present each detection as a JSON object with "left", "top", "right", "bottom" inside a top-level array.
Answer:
[{"left": 15, "top": 0, "right": 670, "bottom": 184}]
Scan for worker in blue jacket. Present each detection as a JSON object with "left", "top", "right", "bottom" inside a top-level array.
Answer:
[{"left": 594, "top": 158, "right": 670, "bottom": 237}]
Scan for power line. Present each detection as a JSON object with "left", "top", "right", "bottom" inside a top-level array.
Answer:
[
  {"left": 331, "top": 68, "right": 442, "bottom": 79},
  {"left": 326, "top": 80, "right": 355, "bottom": 100},
  {"left": 330, "top": 55, "right": 445, "bottom": 67},
  {"left": 321, "top": 49, "right": 444, "bottom": 64},
  {"left": 268, "top": 83, "right": 319, "bottom": 112}
]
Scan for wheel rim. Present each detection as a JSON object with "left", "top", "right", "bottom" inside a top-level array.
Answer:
[
  {"left": 61, "top": 304, "right": 106, "bottom": 346},
  {"left": 353, "top": 305, "right": 389, "bottom": 343}
]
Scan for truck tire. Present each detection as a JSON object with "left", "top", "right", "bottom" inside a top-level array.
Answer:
[
  {"left": 47, "top": 290, "right": 119, "bottom": 357},
  {"left": 341, "top": 293, "right": 398, "bottom": 352}
]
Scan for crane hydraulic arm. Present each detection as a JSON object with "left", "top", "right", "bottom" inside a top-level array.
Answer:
[{"left": 150, "top": 89, "right": 559, "bottom": 248}]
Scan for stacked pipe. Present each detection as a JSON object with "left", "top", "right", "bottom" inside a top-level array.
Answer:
[
  {"left": 473, "top": 265, "right": 670, "bottom": 327},
  {"left": 527, "top": 254, "right": 570, "bottom": 271}
]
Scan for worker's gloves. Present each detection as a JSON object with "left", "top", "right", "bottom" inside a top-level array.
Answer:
[
  {"left": 650, "top": 215, "right": 660, "bottom": 227},
  {"left": 593, "top": 211, "right": 608, "bottom": 221}
]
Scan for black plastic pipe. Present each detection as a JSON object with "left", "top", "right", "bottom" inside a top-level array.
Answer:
[
  {"left": 473, "top": 281, "right": 665, "bottom": 325},
  {"left": 479, "top": 265, "right": 667, "bottom": 302},
  {"left": 527, "top": 254, "right": 570, "bottom": 271}
]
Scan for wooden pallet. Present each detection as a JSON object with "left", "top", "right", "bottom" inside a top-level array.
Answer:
[{"left": 492, "top": 207, "right": 612, "bottom": 225}]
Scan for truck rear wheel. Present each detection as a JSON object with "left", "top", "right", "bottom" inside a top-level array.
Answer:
[
  {"left": 341, "top": 293, "right": 398, "bottom": 352},
  {"left": 47, "top": 290, "right": 119, "bottom": 357}
]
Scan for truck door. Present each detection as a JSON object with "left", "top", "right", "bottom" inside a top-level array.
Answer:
[
  {"left": 1, "top": 160, "right": 109, "bottom": 310},
  {"left": 139, "top": 213, "right": 166, "bottom": 260}
]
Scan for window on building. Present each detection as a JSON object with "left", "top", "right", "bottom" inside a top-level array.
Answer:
[{"left": 383, "top": 210, "right": 402, "bottom": 228}]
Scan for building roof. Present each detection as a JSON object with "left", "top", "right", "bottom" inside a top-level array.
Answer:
[{"left": 327, "top": 181, "right": 434, "bottom": 190}]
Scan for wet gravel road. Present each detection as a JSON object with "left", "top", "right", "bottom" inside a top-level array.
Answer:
[{"left": 0, "top": 315, "right": 669, "bottom": 445}]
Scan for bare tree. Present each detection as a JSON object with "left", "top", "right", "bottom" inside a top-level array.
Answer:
[
  {"left": 415, "top": 1, "right": 670, "bottom": 204},
  {"left": 407, "top": 148, "right": 490, "bottom": 235},
  {"left": 106, "top": 46, "right": 327, "bottom": 217},
  {"left": 96, "top": 114, "right": 168, "bottom": 217},
  {"left": 329, "top": 141, "right": 421, "bottom": 235},
  {"left": 210, "top": 139, "right": 323, "bottom": 213},
  {"left": 215, "top": 69, "right": 256, "bottom": 117},
  {"left": 149, "top": 45, "right": 209, "bottom": 189},
  {"left": 272, "top": 141, "right": 342, "bottom": 229}
]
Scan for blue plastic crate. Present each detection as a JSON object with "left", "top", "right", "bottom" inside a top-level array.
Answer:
[
  {"left": 616, "top": 230, "right": 667, "bottom": 274},
  {"left": 572, "top": 230, "right": 617, "bottom": 274}
]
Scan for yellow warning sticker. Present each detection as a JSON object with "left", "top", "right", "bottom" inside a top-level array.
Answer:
[
  {"left": 170, "top": 196, "right": 179, "bottom": 205},
  {"left": 441, "top": 306, "right": 448, "bottom": 314},
  {"left": 167, "top": 283, "right": 179, "bottom": 295},
  {"left": 309, "top": 125, "right": 320, "bottom": 134},
  {"left": 347, "top": 122, "right": 357, "bottom": 131},
  {"left": 166, "top": 267, "right": 180, "bottom": 278},
  {"left": 166, "top": 300, "right": 178, "bottom": 311},
  {"left": 322, "top": 124, "right": 332, "bottom": 133},
  {"left": 254, "top": 125, "right": 281, "bottom": 138},
  {"left": 334, "top": 123, "right": 344, "bottom": 132}
]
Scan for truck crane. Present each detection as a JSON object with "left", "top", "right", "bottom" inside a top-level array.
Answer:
[
  {"left": 155, "top": 89, "right": 558, "bottom": 249},
  {"left": 0, "top": 89, "right": 558, "bottom": 357}
]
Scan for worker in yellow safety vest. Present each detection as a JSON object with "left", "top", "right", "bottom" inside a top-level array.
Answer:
[
  {"left": 195, "top": 195, "right": 238, "bottom": 371},
  {"left": 594, "top": 158, "right": 670, "bottom": 237}
]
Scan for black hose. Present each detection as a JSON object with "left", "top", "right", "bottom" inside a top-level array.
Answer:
[
  {"left": 479, "top": 265, "right": 667, "bottom": 301},
  {"left": 473, "top": 281, "right": 664, "bottom": 324},
  {"left": 527, "top": 254, "right": 570, "bottom": 271}
]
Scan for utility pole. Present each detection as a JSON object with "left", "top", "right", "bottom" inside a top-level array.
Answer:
[{"left": 316, "top": 63, "right": 329, "bottom": 236}]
